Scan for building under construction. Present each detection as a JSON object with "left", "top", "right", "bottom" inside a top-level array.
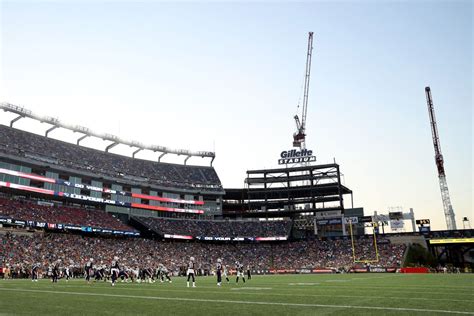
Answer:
[{"left": 223, "top": 163, "right": 352, "bottom": 218}]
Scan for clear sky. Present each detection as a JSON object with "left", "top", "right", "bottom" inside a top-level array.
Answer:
[{"left": 0, "top": 0, "right": 472, "bottom": 231}]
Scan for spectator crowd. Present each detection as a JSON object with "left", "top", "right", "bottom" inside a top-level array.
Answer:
[
  {"left": 136, "top": 217, "right": 292, "bottom": 238},
  {"left": 0, "top": 197, "right": 135, "bottom": 232},
  {"left": 0, "top": 231, "right": 405, "bottom": 279},
  {"left": 0, "top": 125, "right": 222, "bottom": 191}
]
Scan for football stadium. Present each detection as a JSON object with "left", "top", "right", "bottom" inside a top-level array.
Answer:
[{"left": 0, "top": 2, "right": 473, "bottom": 316}]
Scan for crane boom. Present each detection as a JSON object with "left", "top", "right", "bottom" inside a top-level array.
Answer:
[
  {"left": 293, "top": 32, "right": 314, "bottom": 148},
  {"left": 425, "top": 86, "right": 456, "bottom": 230}
]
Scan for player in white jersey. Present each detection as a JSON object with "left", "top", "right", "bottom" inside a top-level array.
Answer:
[
  {"left": 186, "top": 257, "right": 196, "bottom": 288},
  {"left": 110, "top": 256, "right": 120, "bottom": 286},
  {"left": 131, "top": 267, "right": 139, "bottom": 282},
  {"left": 235, "top": 261, "right": 245, "bottom": 283},
  {"left": 223, "top": 265, "right": 230, "bottom": 283},
  {"left": 64, "top": 266, "right": 71, "bottom": 282}
]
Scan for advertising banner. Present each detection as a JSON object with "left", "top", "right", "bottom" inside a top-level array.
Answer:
[{"left": 390, "top": 219, "right": 404, "bottom": 230}]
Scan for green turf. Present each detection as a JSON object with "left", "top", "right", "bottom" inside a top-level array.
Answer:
[{"left": 0, "top": 274, "right": 473, "bottom": 315}]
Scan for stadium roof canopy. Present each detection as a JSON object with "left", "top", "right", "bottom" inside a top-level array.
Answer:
[{"left": 0, "top": 103, "right": 215, "bottom": 165}]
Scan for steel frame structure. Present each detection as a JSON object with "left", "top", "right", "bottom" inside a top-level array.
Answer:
[{"left": 222, "top": 163, "right": 352, "bottom": 218}]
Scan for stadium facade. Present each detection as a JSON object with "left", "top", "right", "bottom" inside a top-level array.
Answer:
[{"left": 0, "top": 125, "right": 223, "bottom": 215}]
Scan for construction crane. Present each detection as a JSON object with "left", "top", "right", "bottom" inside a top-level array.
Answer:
[
  {"left": 293, "top": 32, "right": 314, "bottom": 149},
  {"left": 425, "top": 86, "right": 457, "bottom": 230}
]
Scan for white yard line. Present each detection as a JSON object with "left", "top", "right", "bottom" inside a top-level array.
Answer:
[
  {"left": 231, "top": 287, "right": 272, "bottom": 291},
  {"left": 1, "top": 280, "right": 472, "bottom": 297},
  {"left": 0, "top": 287, "right": 472, "bottom": 315},
  {"left": 5, "top": 283, "right": 471, "bottom": 302},
  {"left": 59, "top": 284, "right": 474, "bottom": 303}
]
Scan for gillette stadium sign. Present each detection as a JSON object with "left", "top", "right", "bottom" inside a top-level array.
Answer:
[{"left": 278, "top": 149, "right": 316, "bottom": 165}]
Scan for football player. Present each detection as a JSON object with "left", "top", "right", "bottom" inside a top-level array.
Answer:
[
  {"left": 186, "top": 257, "right": 196, "bottom": 288},
  {"left": 111, "top": 256, "right": 120, "bottom": 286},
  {"left": 51, "top": 260, "right": 60, "bottom": 283},
  {"left": 85, "top": 258, "right": 94, "bottom": 284},
  {"left": 223, "top": 265, "right": 230, "bottom": 283},
  {"left": 216, "top": 258, "right": 223, "bottom": 286},
  {"left": 235, "top": 261, "right": 245, "bottom": 283},
  {"left": 31, "top": 262, "right": 39, "bottom": 282},
  {"left": 158, "top": 263, "right": 172, "bottom": 283},
  {"left": 64, "top": 265, "right": 71, "bottom": 282}
]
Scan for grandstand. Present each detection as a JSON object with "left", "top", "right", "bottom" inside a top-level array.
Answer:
[
  {"left": 132, "top": 216, "right": 292, "bottom": 240},
  {"left": 0, "top": 122, "right": 224, "bottom": 223},
  {"left": 0, "top": 196, "right": 138, "bottom": 235},
  {"left": 0, "top": 125, "right": 222, "bottom": 192},
  {"left": 0, "top": 231, "right": 405, "bottom": 277}
]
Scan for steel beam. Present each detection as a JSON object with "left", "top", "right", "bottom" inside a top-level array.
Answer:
[
  {"left": 45, "top": 125, "right": 58, "bottom": 137},
  {"left": 132, "top": 148, "right": 142, "bottom": 158},
  {"left": 158, "top": 152, "right": 167, "bottom": 162},
  {"left": 10, "top": 115, "right": 23, "bottom": 127},
  {"left": 77, "top": 134, "right": 88, "bottom": 145},
  {"left": 105, "top": 142, "right": 119, "bottom": 152}
]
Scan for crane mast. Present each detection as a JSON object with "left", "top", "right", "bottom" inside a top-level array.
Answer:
[
  {"left": 293, "top": 32, "right": 314, "bottom": 149},
  {"left": 425, "top": 86, "right": 457, "bottom": 230}
]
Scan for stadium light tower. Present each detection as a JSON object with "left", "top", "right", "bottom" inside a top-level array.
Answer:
[
  {"left": 293, "top": 32, "right": 314, "bottom": 149},
  {"left": 425, "top": 86, "right": 456, "bottom": 230}
]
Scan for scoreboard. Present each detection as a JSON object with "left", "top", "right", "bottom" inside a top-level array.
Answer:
[{"left": 416, "top": 219, "right": 430, "bottom": 225}]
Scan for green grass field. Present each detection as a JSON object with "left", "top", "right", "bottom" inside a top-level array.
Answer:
[{"left": 0, "top": 274, "right": 473, "bottom": 315}]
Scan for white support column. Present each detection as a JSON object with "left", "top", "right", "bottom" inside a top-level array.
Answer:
[
  {"left": 410, "top": 208, "right": 416, "bottom": 232},
  {"left": 341, "top": 215, "right": 347, "bottom": 236}
]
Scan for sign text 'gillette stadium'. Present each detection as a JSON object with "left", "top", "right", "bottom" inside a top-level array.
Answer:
[{"left": 278, "top": 149, "right": 316, "bottom": 165}]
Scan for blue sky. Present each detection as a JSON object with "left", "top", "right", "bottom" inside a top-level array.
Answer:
[{"left": 0, "top": 1, "right": 472, "bottom": 230}]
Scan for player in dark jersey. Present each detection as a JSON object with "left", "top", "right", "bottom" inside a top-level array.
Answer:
[
  {"left": 51, "top": 261, "right": 59, "bottom": 283},
  {"left": 85, "top": 258, "right": 94, "bottom": 284},
  {"left": 119, "top": 267, "right": 130, "bottom": 283},
  {"left": 140, "top": 264, "right": 154, "bottom": 283},
  {"left": 31, "top": 263, "right": 39, "bottom": 282},
  {"left": 216, "top": 258, "right": 223, "bottom": 286},
  {"left": 158, "top": 263, "right": 172, "bottom": 283},
  {"left": 95, "top": 265, "right": 104, "bottom": 282},
  {"left": 110, "top": 257, "right": 120, "bottom": 286},
  {"left": 100, "top": 263, "right": 108, "bottom": 282},
  {"left": 186, "top": 257, "right": 196, "bottom": 288},
  {"left": 247, "top": 265, "right": 252, "bottom": 280},
  {"left": 235, "top": 261, "right": 245, "bottom": 283}
]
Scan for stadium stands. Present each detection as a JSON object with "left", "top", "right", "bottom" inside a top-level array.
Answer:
[
  {"left": 0, "top": 232, "right": 405, "bottom": 278},
  {"left": 135, "top": 217, "right": 292, "bottom": 238},
  {"left": 0, "top": 125, "right": 222, "bottom": 191},
  {"left": 0, "top": 197, "right": 135, "bottom": 232}
]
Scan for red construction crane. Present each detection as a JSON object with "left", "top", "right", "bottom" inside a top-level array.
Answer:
[
  {"left": 293, "top": 32, "right": 314, "bottom": 149},
  {"left": 425, "top": 86, "right": 457, "bottom": 230}
]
